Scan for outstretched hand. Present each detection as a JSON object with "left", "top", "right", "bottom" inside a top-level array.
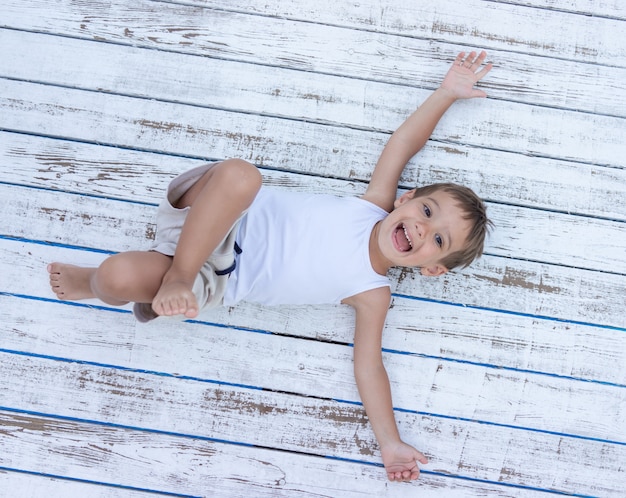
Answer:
[
  {"left": 440, "top": 50, "right": 492, "bottom": 100},
  {"left": 381, "top": 440, "right": 429, "bottom": 482}
]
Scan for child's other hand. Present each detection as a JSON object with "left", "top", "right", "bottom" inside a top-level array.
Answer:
[
  {"left": 440, "top": 50, "right": 492, "bottom": 100},
  {"left": 381, "top": 440, "right": 429, "bottom": 481}
]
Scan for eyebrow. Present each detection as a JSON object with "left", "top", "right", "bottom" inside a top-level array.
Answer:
[{"left": 426, "top": 196, "right": 440, "bottom": 210}]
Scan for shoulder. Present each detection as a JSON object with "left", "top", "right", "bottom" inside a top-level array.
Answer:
[
  {"left": 350, "top": 195, "right": 391, "bottom": 220},
  {"left": 360, "top": 188, "right": 395, "bottom": 213},
  {"left": 344, "top": 287, "right": 391, "bottom": 349},
  {"left": 343, "top": 286, "right": 391, "bottom": 313}
]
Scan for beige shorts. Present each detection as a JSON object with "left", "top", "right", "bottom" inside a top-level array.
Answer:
[{"left": 133, "top": 162, "right": 245, "bottom": 322}]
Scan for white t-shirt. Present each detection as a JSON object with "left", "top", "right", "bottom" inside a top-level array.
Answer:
[{"left": 223, "top": 188, "right": 390, "bottom": 306}]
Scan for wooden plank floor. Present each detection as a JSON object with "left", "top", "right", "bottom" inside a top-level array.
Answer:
[{"left": 1, "top": 1, "right": 625, "bottom": 496}]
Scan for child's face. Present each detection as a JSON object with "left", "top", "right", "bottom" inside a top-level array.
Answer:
[{"left": 375, "top": 189, "right": 472, "bottom": 276}]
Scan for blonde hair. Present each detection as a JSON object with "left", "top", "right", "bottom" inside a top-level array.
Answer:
[{"left": 412, "top": 183, "right": 493, "bottom": 270}]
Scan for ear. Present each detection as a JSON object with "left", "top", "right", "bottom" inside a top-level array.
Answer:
[
  {"left": 393, "top": 189, "right": 416, "bottom": 209},
  {"left": 420, "top": 265, "right": 448, "bottom": 277}
]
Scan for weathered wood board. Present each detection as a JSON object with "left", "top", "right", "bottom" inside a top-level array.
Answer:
[{"left": 1, "top": 0, "right": 624, "bottom": 496}]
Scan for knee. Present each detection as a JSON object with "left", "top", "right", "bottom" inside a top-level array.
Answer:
[
  {"left": 94, "top": 255, "right": 138, "bottom": 297},
  {"left": 219, "top": 159, "right": 262, "bottom": 197}
]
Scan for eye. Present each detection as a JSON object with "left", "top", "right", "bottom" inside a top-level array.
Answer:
[
  {"left": 435, "top": 234, "right": 443, "bottom": 248},
  {"left": 423, "top": 204, "right": 431, "bottom": 217}
]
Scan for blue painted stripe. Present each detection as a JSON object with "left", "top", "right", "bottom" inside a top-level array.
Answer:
[
  {"left": 0, "top": 344, "right": 623, "bottom": 447},
  {"left": 323, "top": 456, "right": 595, "bottom": 497},
  {"left": 0, "top": 466, "right": 199, "bottom": 497},
  {"left": 377, "top": 346, "right": 626, "bottom": 389},
  {"left": 419, "top": 469, "right": 596, "bottom": 497},
  {"left": 0, "top": 179, "right": 159, "bottom": 207},
  {"left": 346, "top": 399, "right": 626, "bottom": 447},
  {"left": 393, "top": 292, "right": 626, "bottom": 332},
  {"left": 0, "top": 292, "right": 274, "bottom": 335},
  {"left": 0, "top": 406, "right": 255, "bottom": 449},
  {"left": 0, "top": 407, "right": 596, "bottom": 497},
  {"left": 2, "top": 292, "right": 624, "bottom": 389},
  {"left": 0, "top": 234, "right": 116, "bottom": 254},
  {"left": 0, "top": 346, "right": 263, "bottom": 392},
  {"left": 337, "top": 397, "right": 626, "bottom": 447},
  {"left": 4, "top": 232, "right": 624, "bottom": 332}
]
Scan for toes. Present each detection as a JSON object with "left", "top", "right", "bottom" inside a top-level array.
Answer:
[
  {"left": 47, "top": 263, "right": 62, "bottom": 274},
  {"left": 184, "top": 305, "right": 199, "bottom": 319},
  {"left": 151, "top": 283, "right": 199, "bottom": 318},
  {"left": 153, "top": 296, "right": 189, "bottom": 317}
]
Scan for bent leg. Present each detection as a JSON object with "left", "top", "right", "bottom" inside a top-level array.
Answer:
[
  {"left": 48, "top": 251, "right": 172, "bottom": 306},
  {"left": 152, "top": 159, "right": 262, "bottom": 318},
  {"left": 93, "top": 251, "right": 173, "bottom": 304}
]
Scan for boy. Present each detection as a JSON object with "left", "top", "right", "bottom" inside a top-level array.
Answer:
[{"left": 48, "top": 50, "right": 492, "bottom": 482}]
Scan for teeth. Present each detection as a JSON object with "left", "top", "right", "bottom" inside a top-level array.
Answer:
[{"left": 402, "top": 225, "right": 412, "bottom": 248}]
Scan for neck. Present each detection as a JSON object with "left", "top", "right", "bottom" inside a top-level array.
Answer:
[{"left": 369, "top": 221, "right": 392, "bottom": 276}]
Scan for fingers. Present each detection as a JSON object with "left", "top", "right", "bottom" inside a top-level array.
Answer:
[
  {"left": 458, "top": 50, "right": 491, "bottom": 74},
  {"left": 469, "top": 50, "right": 487, "bottom": 69},
  {"left": 387, "top": 469, "right": 420, "bottom": 482},
  {"left": 476, "top": 61, "right": 493, "bottom": 80},
  {"left": 459, "top": 51, "right": 477, "bottom": 68}
]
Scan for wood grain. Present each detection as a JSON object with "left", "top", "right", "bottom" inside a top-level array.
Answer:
[
  {"left": 2, "top": 0, "right": 624, "bottom": 96},
  {"left": 1, "top": 294, "right": 624, "bottom": 445},
  {"left": 0, "top": 412, "right": 555, "bottom": 497},
  {"left": 4, "top": 245, "right": 626, "bottom": 387},
  {"left": 0, "top": 471, "right": 155, "bottom": 498},
  {"left": 4, "top": 125, "right": 626, "bottom": 223},
  {"left": 1, "top": 0, "right": 624, "bottom": 495},
  {"left": 1, "top": 355, "right": 624, "bottom": 496},
  {"left": 2, "top": 73, "right": 624, "bottom": 177},
  {"left": 3, "top": 192, "right": 626, "bottom": 328},
  {"left": 186, "top": 0, "right": 626, "bottom": 62},
  {"left": 4, "top": 161, "right": 626, "bottom": 274}
]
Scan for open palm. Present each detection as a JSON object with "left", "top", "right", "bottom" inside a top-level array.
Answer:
[{"left": 441, "top": 50, "right": 493, "bottom": 99}]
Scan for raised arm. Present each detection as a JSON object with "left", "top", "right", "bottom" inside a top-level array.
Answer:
[{"left": 363, "top": 51, "right": 492, "bottom": 211}]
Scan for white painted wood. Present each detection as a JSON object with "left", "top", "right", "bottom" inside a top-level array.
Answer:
[
  {"left": 1, "top": 293, "right": 624, "bottom": 446},
  {"left": 3, "top": 220, "right": 625, "bottom": 330},
  {"left": 4, "top": 127, "right": 626, "bottom": 223},
  {"left": 2, "top": 78, "right": 625, "bottom": 201},
  {"left": 2, "top": 0, "right": 625, "bottom": 495},
  {"left": 1, "top": 184, "right": 156, "bottom": 252},
  {"left": 3, "top": 166, "right": 626, "bottom": 274},
  {"left": 2, "top": 0, "right": 624, "bottom": 77},
  {"left": 494, "top": 0, "right": 626, "bottom": 19},
  {"left": 0, "top": 412, "right": 556, "bottom": 497},
  {"left": 390, "top": 259, "right": 626, "bottom": 330},
  {"left": 1, "top": 355, "right": 623, "bottom": 497},
  {"left": 0, "top": 471, "right": 155, "bottom": 498},
  {"left": 5, "top": 243, "right": 626, "bottom": 388},
  {"left": 2, "top": 25, "right": 625, "bottom": 119},
  {"left": 3, "top": 29, "right": 626, "bottom": 219},
  {"left": 183, "top": 0, "right": 626, "bottom": 63}
]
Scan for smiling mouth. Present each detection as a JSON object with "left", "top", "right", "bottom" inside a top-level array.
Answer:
[{"left": 394, "top": 223, "right": 412, "bottom": 252}]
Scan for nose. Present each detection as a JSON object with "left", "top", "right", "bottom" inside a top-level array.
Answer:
[{"left": 415, "top": 221, "right": 428, "bottom": 240}]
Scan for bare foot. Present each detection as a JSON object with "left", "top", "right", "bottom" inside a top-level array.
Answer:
[
  {"left": 47, "top": 263, "right": 96, "bottom": 300},
  {"left": 151, "top": 279, "right": 199, "bottom": 318}
]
